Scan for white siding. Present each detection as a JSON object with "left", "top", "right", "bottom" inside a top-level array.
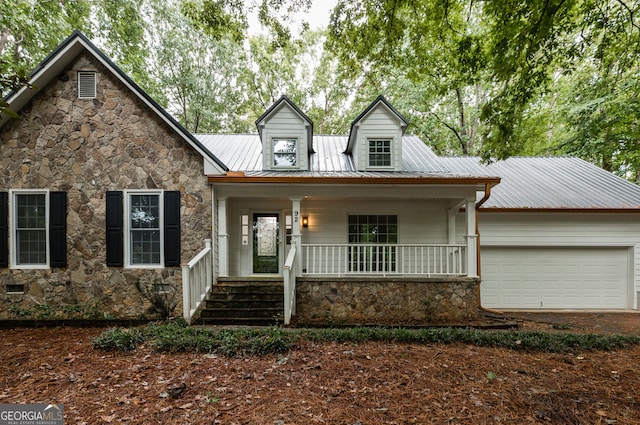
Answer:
[
  {"left": 355, "top": 106, "right": 404, "bottom": 171},
  {"left": 477, "top": 212, "right": 640, "bottom": 310},
  {"left": 261, "top": 105, "right": 309, "bottom": 170},
  {"left": 224, "top": 197, "right": 454, "bottom": 276},
  {"left": 302, "top": 199, "right": 449, "bottom": 245}
]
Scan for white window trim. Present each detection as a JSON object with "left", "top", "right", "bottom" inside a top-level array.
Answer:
[
  {"left": 366, "top": 138, "right": 395, "bottom": 170},
  {"left": 272, "top": 138, "right": 299, "bottom": 169},
  {"left": 124, "top": 190, "right": 164, "bottom": 269},
  {"left": 9, "top": 189, "right": 50, "bottom": 270}
]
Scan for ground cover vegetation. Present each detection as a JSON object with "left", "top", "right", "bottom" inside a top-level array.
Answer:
[
  {"left": 92, "top": 319, "right": 640, "bottom": 355},
  {"left": 2, "top": 317, "right": 640, "bottom": 424},
  {"left": 2, "top": 0, "right": 639, "bottom": 179}
]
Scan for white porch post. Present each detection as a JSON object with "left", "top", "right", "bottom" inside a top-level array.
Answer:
[
  {"left": 465, "top": 199, "right": 478, "bottom": 277},
  {"left": 291, "top": 198, "right": 302, "bottom": 273},
  {"left": 218, "top": 197, "right": 229, "bottom": 277},
  {"left": 447, "top": 208, "right": 456, "bottom": 245},
  {"left": 211, "top": 185, "right": 217, "bottom": 280}
]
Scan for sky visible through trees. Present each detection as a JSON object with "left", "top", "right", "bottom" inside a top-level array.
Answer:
[{"left": 1, "top": 0, "right": 639, "bottom": 180}]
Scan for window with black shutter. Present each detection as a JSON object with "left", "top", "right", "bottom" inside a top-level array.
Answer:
[
  {"left": 106, "top": 191, "right": 124, "bottom": 267},
  {"left": 49, "top": 191, "right": 67, "bottom": 267},
  {"left": 106, "top": 190, "right": 181, "bottom": 268},
  {"left": 3, "top": 190, "right": 67, "bottom": 269},
  {"left": 0, "top": 192, "right": 8, "bottom": 268}
]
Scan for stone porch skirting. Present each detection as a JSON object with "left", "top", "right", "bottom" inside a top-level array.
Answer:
[{"left": 295, "top": 276, "right": 480, "bottom": 325}]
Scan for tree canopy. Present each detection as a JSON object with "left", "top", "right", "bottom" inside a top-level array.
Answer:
[{"left": 2, "top": 0, "right": 639, "bottom": 180}]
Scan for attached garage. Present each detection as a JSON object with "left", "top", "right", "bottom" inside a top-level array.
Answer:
[
  {"left": 481, "top": 246, "right": 631, "bottom": 310},
  {"left": 442, "top": 155, "right": 640, "bottom": 311}
]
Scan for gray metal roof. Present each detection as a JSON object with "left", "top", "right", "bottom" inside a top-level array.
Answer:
[
  {"left": 441, "top": 156, "right": 640, "bottom": 210},
  {"left": 196, "top": 134, "right": 451, "bottom": 174},
  {"left": 196, "top": 133, "right": 640, "bottom": 210}
]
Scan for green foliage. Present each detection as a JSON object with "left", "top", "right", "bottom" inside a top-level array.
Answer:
[
  {"left": 92, "top": 328, "right": 145, "bottom": 352},
  {"left": 4, "top": 0, "right": 640, "bottom": 179},
  {"left": 7, "top": 302, "right": 109, "bottom": 320},
  {"left": 93, "top": 320, "right": 297, "bottom": 356},
  {"left": 144, "top": 0, "right": 248, "bottom": 132},
  {"left": 183, "top": 0, "right": 312, "bottom": 46},
  {"left": 327, "top": 0, "right": 640, "bottom": 176},
  {"left": 134, "top": 277, "right": 179, "bottom": 319},
  {"left": 146, "top": 324, "right": 297, "bottom": 356},
  {"left": 7, "top": 305, "right": 31, "bottom": 318},
  {"left": 93, "top": 322, "right": 640, "bottom": 355}
]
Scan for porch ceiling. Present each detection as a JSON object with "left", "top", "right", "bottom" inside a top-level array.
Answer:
[{"left": 210, "top": 181, "right": 489, "bottom": 200}]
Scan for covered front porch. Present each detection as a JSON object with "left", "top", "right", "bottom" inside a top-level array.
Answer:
[{"left": 182, "top": 177, "right": 494, "bottom": 325}]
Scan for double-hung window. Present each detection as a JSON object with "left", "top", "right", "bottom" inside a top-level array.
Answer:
[
  {"left": 368, "top": 140, "right": 392, "bottom": 167},
  {"left": 273, "top": 138, "right": 297, "bottom": 167},
  {"left": 126, "top": 191, "right": 162, "bottom": 267},
  {"left": 13, "top": 191, "right": 48, "bottom": 267},
  {"left": 106, "top": 190, "right": 180, "bottom": 268},
  {"left": 2, "top": 190, "right": 67, "bottom": 269},
  {"left": 348, "top": 215, "right": 398, "bottom": 272}
]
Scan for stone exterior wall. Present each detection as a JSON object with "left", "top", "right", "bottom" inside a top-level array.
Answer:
[
  {"left": 295, "top": 277, "right": 480, "bottom": 325},
  {"left": 0, "top": 52, "right": 212, "bottom": 320}
]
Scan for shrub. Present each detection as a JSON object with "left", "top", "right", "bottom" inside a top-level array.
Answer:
[
  {"left": 92, "top": 328, "right": 144, "bottom": 352},
  {"left": 93, "top": 324, "right": 640, "bottom": 356}
]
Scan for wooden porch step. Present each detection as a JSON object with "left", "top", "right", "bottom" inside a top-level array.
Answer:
[
  {"left": 195, "top": 279, "right": 284, "bottom": 326},
  {"left": 200, "top": 307, "right": 283, "bottom": 319},
  {"left": 195, "top": 316, "right": 284, "bottom": 326}
]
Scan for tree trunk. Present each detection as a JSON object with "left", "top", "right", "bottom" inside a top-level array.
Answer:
[{"left": 456, "top": 88, "right": 469, "bottom": 155}]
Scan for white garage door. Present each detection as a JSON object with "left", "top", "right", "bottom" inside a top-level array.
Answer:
[{"left": 481, "top": 247, "right": 629, "bottom": 309}]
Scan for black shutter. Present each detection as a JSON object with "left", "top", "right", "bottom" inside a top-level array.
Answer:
[
  {"left": 0, "top": 192, "right": 8, "bottom": 268},
  {"left": 49, "top": 191, "right": 67, "bottom": 268},
  {"left": 164, "top": 191, "right": 181, "bottom": 267},
  {"left": 106, "top": 191, "right": 124, "bottom": 267}
]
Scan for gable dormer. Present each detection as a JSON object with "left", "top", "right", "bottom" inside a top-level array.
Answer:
[
  {"left": 346, "top": 96, "right": 408, "bottom": 172},
  {"left": 255, "top": 96, "right": 314, "bottom": 171}
]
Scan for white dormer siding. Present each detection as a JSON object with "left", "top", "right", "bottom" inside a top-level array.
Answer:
[
  {"left": 346, "top": 96, "right": 408, "bottom": 172},
  {"left": 352, "top": 104, "right": 404, "bottom": 171},
  {"left": 256, "top": 98, "right": 313, "bottom": 171}
]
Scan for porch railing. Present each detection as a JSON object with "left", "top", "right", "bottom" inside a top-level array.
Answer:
[
  {"left": 182, "top": 239, "right": 213, "bottom": 324},
  {"left": 302, "top": 243, "right": 467, "bottom": 276},
  {"left": 283, "top": 246, "right": 297, "bottom": 325}
]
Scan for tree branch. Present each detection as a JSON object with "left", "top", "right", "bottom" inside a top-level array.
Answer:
[
  {"left": 616, "top": 0, "right": 640, "bottom": 33},
  {"left": 429, "top": 110, "right": 467, "bottom": 154}
]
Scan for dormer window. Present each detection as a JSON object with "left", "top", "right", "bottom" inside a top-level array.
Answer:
[
  {"left": 256, "top": 96, "right": 313, "bottom": 171},
  {"left": 273, "top": 138, "right": 297, "bottom": 167},
  {"left": 369, "top": 139, "right": 392, "bottom": 167}
]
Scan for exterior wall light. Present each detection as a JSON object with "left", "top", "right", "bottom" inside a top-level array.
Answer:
[{"left": 302, "top": 216, "right": 309, "bottom": 228}]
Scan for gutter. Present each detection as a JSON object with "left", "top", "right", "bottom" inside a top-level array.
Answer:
[
  {"left": 475, "top": 182, "right": 492, "bottom": 278},
  {"left": 475, "top": 182, "right": 504, "bottom": 315},
  {"left": 475, "top": 182, "right": 493, "bottom": 210}
]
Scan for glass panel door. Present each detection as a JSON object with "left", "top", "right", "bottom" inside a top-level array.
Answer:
[{"left": 253, "top": 214, "right": 280, "bottom": 273}]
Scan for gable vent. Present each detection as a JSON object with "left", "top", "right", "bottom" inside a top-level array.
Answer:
[{"left": 77, "top": 71, "right": 96, "bottom": 99}]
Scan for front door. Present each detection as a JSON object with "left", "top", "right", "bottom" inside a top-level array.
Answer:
[{"left": 253, "top": 213, "right": 280, "bottom": 273}]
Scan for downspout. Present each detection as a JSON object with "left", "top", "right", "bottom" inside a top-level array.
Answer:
[
  {"left": 475, "top": 182, "right": 493, "bottom": 277},
  {"left": 475, "top": 183, "right": 502, "bottom": 314}
]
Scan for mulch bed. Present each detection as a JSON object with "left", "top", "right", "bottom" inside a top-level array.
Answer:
[{"left": 1, "top": 314, "right": 640, "bottom": 424}]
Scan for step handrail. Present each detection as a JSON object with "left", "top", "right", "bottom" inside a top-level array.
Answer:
[
  {"left": 283, "top": 247, "right": 297, "bottom": 325},
  {"left": 182, "top": 239, "right": 212, "bottom": 324}
]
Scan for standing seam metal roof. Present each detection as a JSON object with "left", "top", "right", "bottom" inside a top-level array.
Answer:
[
  {"left": 440, "top": 156, "right": 640, "bottom": 209},
  {"left": 196, "top": 134, "right": 451, "bottom": 174},
  {"left": 196, "top": 133, "right": 640, "bottom": 210}
]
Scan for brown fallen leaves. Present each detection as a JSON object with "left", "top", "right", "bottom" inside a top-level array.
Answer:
[{"left": 1, "top": 317, "right": 640, "bottom": 424}]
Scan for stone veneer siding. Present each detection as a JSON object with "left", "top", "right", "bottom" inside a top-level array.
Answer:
[
  {"left": 0, "top": 52, "right": 212, "bottom": 320},
  {"left": 295, "top": 277, "right": 480, "bottom": 325}
]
